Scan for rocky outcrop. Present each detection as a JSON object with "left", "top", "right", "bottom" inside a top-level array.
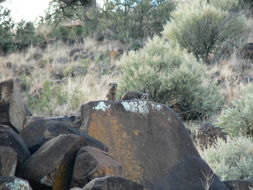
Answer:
[
  {"left": 18, "top": 134, "right": 87, "bottom": 190},
  {"left": 21, "top": 116, "right": 107, "bottom": 153},
  {"left": 77, "top": 100, "right": 228, "bottom": 190},
  {"left": 20, "top": 116, "right": 82, "bottom": 153},
  {"left": 0, "top": 176, "right": 32, "bottom": 190},
  {"left": 81, "top": 176, "right": 143, "bottom": 190},
  {"left": 224, "top": 180, "right": 253, "bottom": 190},
  {"left": 0, "top": 125, "right": 30, "bottom": 165},
  {"left": 0, "top": 146, "right": 17, "bottom": 176},
  {"left": 71, "top": 146, "right": 122, "bottom": 188},
  {"left": 0, "top": 79, "right": 30, "bottom": 132}
]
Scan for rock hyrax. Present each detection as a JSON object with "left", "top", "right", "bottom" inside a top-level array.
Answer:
[
  {"left": 106, "top": 83, "right": 118, "bottom": 100},
  {"left": 121, "top": 91, "right": 149, "bottom": 100}
]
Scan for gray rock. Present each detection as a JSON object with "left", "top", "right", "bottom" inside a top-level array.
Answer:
[
  {"left": 0, "top": 125, "right": 30, "bottom": 165},
  {"left": 71, "top": 146, "right": 122, "bottom": 188},
  {"left": 77, "top": 100, "right": 228, "bottom": 190},
  {"left": 223, "top": 180, "right": 253, "bottom": 190},
  {"left": 0, "top": 146, "right": 17, "bottom": 176},
  {"left": 18, "top": 134, "right": 87, "bottom": 190},
  {"left": 0, "top": 176, "right": 32, "bottom": 190},
  {"left": 82, "top": 176, "right": 143, "bottom": 190}
]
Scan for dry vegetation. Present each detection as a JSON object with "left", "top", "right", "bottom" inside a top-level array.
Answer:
[
  {"left": 0, "top": 39, "right": 122, "bottom": 116},
  {"left": 0, "top": 0, "right": 253, "bottom": 183}
]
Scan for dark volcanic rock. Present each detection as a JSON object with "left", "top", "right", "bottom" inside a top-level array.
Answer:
[
  {"left": 0, "top": 176, "right": 32, "bottom": 190},
  {"left": 71, "top": 146, "right": 122, "bottom": 188},
  {"left": 18, "top": 134, "right": 87, "bottom": 190},
  {"left": 0, "top": 125, "right": 30, "bottom": 165},
  {"left": 0, "top": 79, "right": 30, "bottom": 132},
  {"left": 154, "top": 156, "right": 228, "bottom": 190},
  {"left": 224, "top": 180, "right": 253, "bottom": 190},
  {"left": 0, "top": 146, "right": 17, "bottom": 176},
  {"left": 20, "top": 116, "right": 107, "bottom": 153},
  {"left": 77, "top": 100, "right": 228, "bottom": 190},
  {"left": 81, "top": 176, "right": 144, "bottom": 190}
]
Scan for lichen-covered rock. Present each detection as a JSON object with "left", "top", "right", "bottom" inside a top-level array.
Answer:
[
  {"left": 0, "top": 176, "right": 32, "bottom": 190},
  {"left": 77, "top": 100, "right": 228, "bottom": 190},
  {"left": 0, "top": 146, "right": 17, "bottom": 176},
  {"left": 18, "top": 134, "right": 87, "bottom": 190},
  {"left": 21, "top": 116, "right": 107, "bottom": 153},
  {"left": 0, "top": 79, "right": 30, "bottom": 132},
  {"left": 0, "top": 125, "right": 30, "bottom": 165},
  {"left": 223, "top": 180, "right": 253, "bottom": 190},
  {"left": 71, "top": 146, "right": 122, "bottom": 188},
  {"left": 82, "top": 176, "right": 143, "bottom": 190}
]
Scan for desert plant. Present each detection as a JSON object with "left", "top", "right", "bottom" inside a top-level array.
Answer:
[
  {"left": 216, "top": 84, "right": 253, "bottom": 137},
  {"left": 16, "top": 21, "right": 38, "bottom": 51},
  {"left": 119, "top": 36, "right": 224, "bottom": 120},
  {"left": 163, "top": 1, "right": 248, "bottom": 63},
  {"left": 199, "top": 137, "right": 253, "bottom": 180},
  {"left": 28, "top": 80, "right": 68, "bottom": 115},
  {"left": 0, "top": 6, "right": 16, "bottom": 55},
  {"left": 207, "top": 0, "right": 240, "bottom": 10}
]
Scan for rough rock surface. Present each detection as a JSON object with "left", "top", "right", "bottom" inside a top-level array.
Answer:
[
  {"left": 0, "top": 176, "right": 32, "bottom": 190},
  {"left": 77, "top": 100, "right": 228, "bottom": 190},
  {"left": 0, "top": 146, "right": 17, "bottom": 176},
  {"left": 71, "top": 146, "right": 122, "bottom": 188},
  {"left": 224, "top": 180, "right": 253, "bottom": 190},
  {"left": 0, "top": 79, "right": 30, "bottom": 132},
  {"left": 0, "top": 125, "right": 30, "bottom": 164},
  {"left": 18, "top": 134, "right": 87, "bottom": 190},
  {"left": 82, "top": 176, "right": 143, "bottom": 190},
  {"left": 21, "top": 116, "right": 107, "bottom": 153}
]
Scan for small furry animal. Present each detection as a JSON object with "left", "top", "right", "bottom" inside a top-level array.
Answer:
[
  {"left": 121, "top": 91, "right": 149, "bottom": 100},
  {"left": 106, "top": 83, "right": 118, "bottom": 100}
]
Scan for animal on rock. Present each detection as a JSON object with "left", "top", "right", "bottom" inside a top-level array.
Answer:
[
  {"left": 121, "top": 91, "right": 149, "bottom": 100},
  {"left": 106, "top": 83, "right": 118, "bottom": 100}
]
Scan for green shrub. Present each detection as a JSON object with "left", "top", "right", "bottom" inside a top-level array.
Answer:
[
  {"left": 216, "top": 84, "right": 253, "bottom": 137},
  {"left": 119, "top": 36, "right": 224, "bottom": 120},
  {"left": 199, "top": 137, "right": 253, "bottom": 180},
  {"left": 28, "top": 81, "right": 68, "bottom": 115},
  {"left": 0, "top": 6, "right": 16, "bottom": 55},
  {"left": 208, "top": 0, "right": 240, "bottom": 10},
  {"left": 163, "top": 1, "right": 248, "bottom": 62},
  {"left": 16, "top": 21, "right": 38, "bottom": 51}
]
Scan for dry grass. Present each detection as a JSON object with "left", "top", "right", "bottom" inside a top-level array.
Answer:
[
  {"left": 208, "top": 52, "right": 251, "bottom": 105},
  {"left": 0, "top": 38, "right": 123, "bottom": 116}
]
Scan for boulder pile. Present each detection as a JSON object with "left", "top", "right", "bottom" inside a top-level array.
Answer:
[{"left": 0, "top": 78, "right": 248, "bottom": 190}]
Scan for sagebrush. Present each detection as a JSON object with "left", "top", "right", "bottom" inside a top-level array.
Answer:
[
  {"left": 216, "top": 84, "right": 253, "bottom": 137},
  {"left": 199, "top": 137, "right": 253, "bottom": 180},
  {"left": 119, "top": 36, "right": 224, "bottom": 120}
]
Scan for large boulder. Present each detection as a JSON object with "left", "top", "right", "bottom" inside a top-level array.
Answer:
[
  {"left": 18, "top": 134, "right": 87, "bottom": 190},
  {"left": 0, "top": 79, "right": 30, "bottom": 132},
  {"left": 20, "top": 116, "right": 107, "bottom": 153},
  {"left": 0, "top": 125, "right": 30, "bottom": 165},
  {"left": 77, "top": 100, "right": 228, "bottom": 190},
  {"left": 81, "top": 176, "right": 143, "bottom": 190},
  {"left": 224, "top": 180, "right": 253, "bottom": 190},
  {"left": 71, "top": 146, "right": 122, "bottom": 188},
  {"left": 0, "top": 146, "right": 17, "bottom": 176},
  {"left": 0, "top": 176, "right": 32, "bottom": 190}
]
